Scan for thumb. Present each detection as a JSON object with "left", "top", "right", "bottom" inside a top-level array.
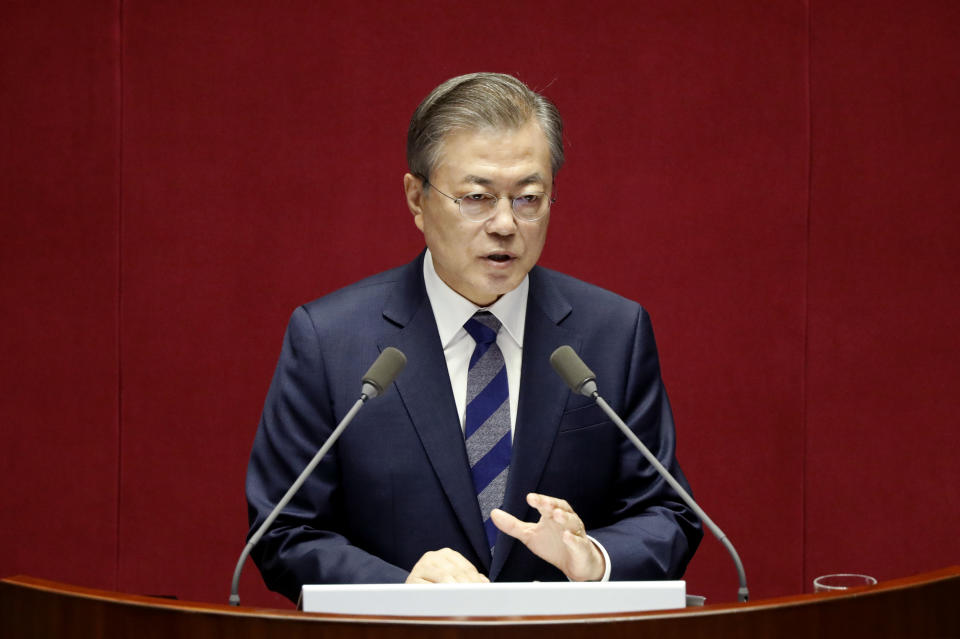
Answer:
[{"left": 490, "top": 508, "right": 523, "bottom": 537}]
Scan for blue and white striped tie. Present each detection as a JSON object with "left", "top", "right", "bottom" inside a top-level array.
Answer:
[{"left": 463, "top": 311, "right": 511, "bottom": 553}]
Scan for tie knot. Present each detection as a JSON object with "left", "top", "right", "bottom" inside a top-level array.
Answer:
[{"left": 464, "top": 311, "right": 501, "bottom": 346}]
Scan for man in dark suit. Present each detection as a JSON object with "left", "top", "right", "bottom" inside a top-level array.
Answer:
[{"left": 246, "top": 73, "right": 702, "bottom": 602}]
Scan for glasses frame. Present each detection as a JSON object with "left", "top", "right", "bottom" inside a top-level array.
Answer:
[{"left": 419, "top": 177, "right": 555, "bottom": 223}]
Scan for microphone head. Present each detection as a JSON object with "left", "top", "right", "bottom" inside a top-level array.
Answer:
[
  {"left": 550, "top": 345, "right": 598, "bottom": 397},
  {"left": 361, "top": 347, "right": 407, "bottom": 398}
]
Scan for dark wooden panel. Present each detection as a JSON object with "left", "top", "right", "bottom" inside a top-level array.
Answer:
[{"left": 2, "top": 567, "right": 957, "bottom": 639}]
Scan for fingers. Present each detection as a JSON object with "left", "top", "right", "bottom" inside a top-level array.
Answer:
[
  {"left": 553, "top": 507, "right": 586, "bottom": 536},
  {"left": 527, "top": 493, "right": 584, "bottom": 535},
  {"left": 527, "top": 492, "right": 573, "bottom": 515},
  {"left": 405, "top": 548, "right": 489, "bottom": 584}
]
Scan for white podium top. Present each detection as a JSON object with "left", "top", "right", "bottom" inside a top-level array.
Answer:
[{"left": 301, "top": 580, "right": 686, "bottom": 617}]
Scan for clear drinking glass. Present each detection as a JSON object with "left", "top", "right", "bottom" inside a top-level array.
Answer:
[{"left": 813, "top": 573, "right": 877, "bottom": 592}]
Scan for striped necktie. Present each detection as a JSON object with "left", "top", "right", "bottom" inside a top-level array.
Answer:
[{"left": 463, "top": 311, "right": 512, "bottom": 553}]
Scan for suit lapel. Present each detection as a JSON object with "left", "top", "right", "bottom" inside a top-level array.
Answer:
[
  {"left": 490, "top": 267, "right": 577, "bottom": 579},
  {"left": 379, "top": 255, "right": 491, "bottom": 570}
]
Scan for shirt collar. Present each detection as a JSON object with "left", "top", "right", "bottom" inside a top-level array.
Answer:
[{"left": 422, "top": 248, "right": 528, "bottom": 349}]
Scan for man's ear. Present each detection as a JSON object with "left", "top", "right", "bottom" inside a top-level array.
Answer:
[{"left": 403, "top": 173, "right": 426, "bottom": 232}]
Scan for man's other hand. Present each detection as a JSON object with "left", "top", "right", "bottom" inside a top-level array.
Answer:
[
  {"left": 405, "top": 548, "right": 490, "bottom": 584},
  {"left": 491, "top": 493, "right": 605, "bottom": 582}
]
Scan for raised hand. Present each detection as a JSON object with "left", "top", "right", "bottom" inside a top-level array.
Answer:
[{"left": 490, "top": 493, "right": 605, "bottom": 581}]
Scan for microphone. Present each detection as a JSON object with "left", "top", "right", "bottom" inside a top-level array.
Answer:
[
  {"left": 229, "top": 347, "right": 407, "bottom": 606},
  {"left": 361, "top": 346, "right": 408, "bottom": 399},
  {"left": 550, "top": 345, "right": 749, "bottom": 603}
]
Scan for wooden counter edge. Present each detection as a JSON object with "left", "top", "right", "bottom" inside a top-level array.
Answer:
[{"left": 2, "top": 565, "right": 958, "bottom": 626}]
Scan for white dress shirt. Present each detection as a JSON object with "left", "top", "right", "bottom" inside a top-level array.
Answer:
[
  {"left": 422, "top": 248, "right": 526, "bottom": 433},
  {"left": 421, "top": 249, "right": 612, "bottom": 581}
]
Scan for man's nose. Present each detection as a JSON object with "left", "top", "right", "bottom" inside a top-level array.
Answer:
[{"left": 485, "top": 198, "right": 517, "bottom": 235}]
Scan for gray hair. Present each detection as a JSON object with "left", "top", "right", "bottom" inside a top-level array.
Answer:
[{"left": 406, "top": 72, "right": 564, "bottom": 180}]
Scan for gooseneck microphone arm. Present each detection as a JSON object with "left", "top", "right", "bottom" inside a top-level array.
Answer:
[
  {"left": 549, "top": 345, "right": 749, "bottom": 603},
  {"left": 229, "top": 347, "right": 407, "bottom": 607}
]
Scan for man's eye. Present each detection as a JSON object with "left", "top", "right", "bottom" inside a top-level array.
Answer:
[
  {"left": 517, "top": 194, "right": 541, "bottom": 205},
  {"left": 467, "top": 193, "right": 498, "bottom": 204}
]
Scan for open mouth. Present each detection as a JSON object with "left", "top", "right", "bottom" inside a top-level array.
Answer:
[{"left": 486, "top": 253, "right": 513, "bottom": 263}]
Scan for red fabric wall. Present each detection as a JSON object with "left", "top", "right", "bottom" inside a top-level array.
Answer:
[
  {"left": 805, "top": 1, "right": 960, "bottom": 584},
  {"left": 1, "top": 0, "right": 120, "bottom": 590},
  {"left": 2, "top": 1, "right": 957, "bottom": 608}
]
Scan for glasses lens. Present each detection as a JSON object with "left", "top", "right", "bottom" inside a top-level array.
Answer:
[
  {"left": 459, "top": 193, "right": 497, "bottom": 219},
  {"left": 513, "top": 193, "right": 548, "bottom": 221}
]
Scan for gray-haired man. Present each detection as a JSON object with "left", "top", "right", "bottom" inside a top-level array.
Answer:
[{"left": 246, "top": 73, "right": 701, "bottom": 600}]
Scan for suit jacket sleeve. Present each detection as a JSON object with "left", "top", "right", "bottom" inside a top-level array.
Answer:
[
  {"left": 584, "top": 306, "right": 702, "bottom": 580},
  {"left": 245, "top": 306, "right": 407, "bottom": 601}
]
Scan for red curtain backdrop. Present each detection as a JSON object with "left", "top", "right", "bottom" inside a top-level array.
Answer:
[{"left": 1, "top": 0, "right": 957, "bottom": 608}]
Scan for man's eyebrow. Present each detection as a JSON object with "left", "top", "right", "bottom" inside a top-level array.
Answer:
[
  {"left": 462, "top": 173, "right": 546, "bottom": 188},
  {"left": 516, "top": 173, "right": 546, "bottom": 187},
  {"left": 463, "top": 174, "right": 494, "bottom": 187}
]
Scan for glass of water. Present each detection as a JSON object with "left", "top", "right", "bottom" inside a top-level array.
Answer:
[{"left": 813, "top": 573, "right": 877, "bottom": 592}]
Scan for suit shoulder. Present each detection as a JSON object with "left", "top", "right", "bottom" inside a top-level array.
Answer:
[
  {"left": 297, "top": 262, "right": 408, "bottom": 324},
  {"left": 534, "top": 266, "right": 647, "bottom": 316}
]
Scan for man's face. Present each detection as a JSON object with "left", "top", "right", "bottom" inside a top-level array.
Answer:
[{"left": 404, "top": 120, "right": 553, "bottom": 307}]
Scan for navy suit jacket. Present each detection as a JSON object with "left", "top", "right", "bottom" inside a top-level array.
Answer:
[{"left": 246, "top": 253, "right": 702, "bottom": 602}]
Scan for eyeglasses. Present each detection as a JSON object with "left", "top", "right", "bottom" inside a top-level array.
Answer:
[{"left": 422, "top": 179, "right": 554, "bottom": 222}]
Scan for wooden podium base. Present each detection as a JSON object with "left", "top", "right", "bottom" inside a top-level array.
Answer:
[{"left": 1, "top": 566, "right": 957, "bottom": 638}]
